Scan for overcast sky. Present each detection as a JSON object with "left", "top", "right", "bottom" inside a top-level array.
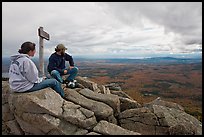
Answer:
[{"left": 2, "top": 2, "right": 202, "bottom": 58}]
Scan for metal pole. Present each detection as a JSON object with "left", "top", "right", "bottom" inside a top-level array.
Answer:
[{"left": 39, "top": 27, "right": 44, "bottom": 77}]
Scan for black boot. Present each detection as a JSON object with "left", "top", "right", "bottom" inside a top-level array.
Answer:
[{"left": 66, "top": 80, "right": 77, "bottom": 89}]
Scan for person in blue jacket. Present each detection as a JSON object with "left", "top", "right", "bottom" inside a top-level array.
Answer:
[{"left": 47, "top": 44, "right": 78, "bottom": 88}]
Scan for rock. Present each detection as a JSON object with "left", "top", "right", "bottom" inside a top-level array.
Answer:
[
  {"left": 106, "top": 114, "right": 118, "bottom": 125},
  {"left": 144, "top": 97, "right": 184, "bottom": 111},
  {"left": 5, "top": 119, "right": 24, "bottom": 135},
  {"left": 168, "top": 124, "right": 197, "bottom": 135},
  {"left": 119, "top": 101, "right": 202, "bottom": 135},
  {"left": 105, "top": 83, "right": 122, "bottom": 91},
  {"left": 98, "top": 85, "right": 110, "bottom": 94},
  {"left": 93, "top": 120, "right": 140, "bottom": 135},
  {"left": 75, "top": 83, "right": 85, "bottom": 89},
  {"left": 15, "top": 115, "right": 46, "bottom": 135},
  {"left": 110, "top": 90, "right": 133, "bottom": 100},
  {"left": 17, "top": 113, "right": 61, "bottom": 134},
  {"left": 86, "top": 132, "right": 101, "bottom": 135},
  {"left": 75, "top": 76, "right": 99, "bottom": 92},
  {"left": 2, "top": 123, "right": 11, "bottom": 135},
  {"left": 64, "top": 88, "right": 113, "bottom": 120},
  {"left": 2, "top": 103, "right": 15, "bottom": 122},
  {"left": 119, "top": 97, "right": 142, "bottom": 112},
  {"left": 61, "top": 100, "right": 97, "bottom": 130},
  {"left": 144, "top": 97, "right": 202, "bottom": 135},
  {"left": 8, "top": 88, "right": 64, "bottom": 116},
  {"left": 45, "top": 119, "right": 88, "bottom": 135},
  {"left": 78, "top": 88, "right": 120, "bottom": 116},
  {"left": 2, "top": 80, "right": 202, "bottom": 135},
  {"left": 7, "top": 87, "right": 91, "bottom": 135},
  {"left": 2, "top": 81, "right": 10, "bottom": 104},
  {"left": 119, "top": 108, "right": 159, "bottom": 135},
  {"left": 151, "top": 104, "right": 202, "bottom": 135}
]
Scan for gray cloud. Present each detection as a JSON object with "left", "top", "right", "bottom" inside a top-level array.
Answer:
[
  {"left": 100, "top": 2, "right": 202, "bottom": 46},
  {"left": 2, "top": 2, "right": 202, "bottom": 58}
]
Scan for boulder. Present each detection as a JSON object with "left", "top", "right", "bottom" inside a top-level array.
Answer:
[
  {"left": 110, "top": 90, "right": 133, "bottom": 100},
  {"left": 5, "top": 119, "right": 24, "bottom": 135},
  {"left": 8, "top": 88, "right": 64, "bottom": 116},
  {"left": 168, "top": 124, "right": 197, "bottom": 135},
  {"left": 119, "top": 98, "right": 202, "bottom": 135},
  {"left": 145, "top": 97, "right": 202, "bottom": 135},
  {"left": 2, "top": 103, "right": 15, "bottom": 122},
  {"left": 119, "top": 97, "right": 142, "bottom": 112},
  {"left": 151, "top": 104, "right": 202, "bottom": 135},
  {"left": 93, "top": 120, "right": 141, "bottom": 135},
  {"left": 86, "top": 132, "right": 101, "bottom": 135},
  {"left": 78, "top": 88, "right": 120, "bottom": 116},
  {"left": 144, "top": 97, "right": 184, "bottom": 111},
  {"left": 119, "top": 107, "right": 159, "bottom": 135},
  {"left": 2, "top": 81, "right": 10, "bottom": 104},
  {"left": 75, "top": 76, "right": 99, "bottom": 92},
  {"left": 105, "top": 83, "right": 122, "bottom": 91},
  {"left": 7, "top": 87, "right": 91, "bottom": 135},
  {"left": 98, "top": 85, "right": 110, "bottom": 94},
  {"left": 2, "top": 80, "right": 202, "bottom": 135},
  {"left": 61, "top": 100, "right": 97, "bottom": 130},
  {"left": 63, "top": 88, "right": 113, "bottom": 120}
]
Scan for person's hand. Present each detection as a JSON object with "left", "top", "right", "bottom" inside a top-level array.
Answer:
[{"left": 64, "top": 69, "right": 68, "bottom": 74}]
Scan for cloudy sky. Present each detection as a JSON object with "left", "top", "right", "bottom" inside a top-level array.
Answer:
[{"left": 2, "top": 2, "right": 202, "bottom": 58}]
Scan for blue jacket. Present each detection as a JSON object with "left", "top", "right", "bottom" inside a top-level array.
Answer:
[{"left": 47, "top": 52, "right": 74, "bottom": 74}]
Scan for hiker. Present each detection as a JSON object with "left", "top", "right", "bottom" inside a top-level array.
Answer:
[
  {"left": 47, "top": 44, "right": 78, "bottom": 88},
  {"left": 9, "top": 41, "right": 64, "bottom": 97}
]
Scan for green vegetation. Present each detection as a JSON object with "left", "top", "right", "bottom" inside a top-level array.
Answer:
[
  {"left": 185, "top": 108, "right": 202, "bottom": 122},
  {"left": 184, "top": 82, "right": 194, "bottom": 88},
  {"left": 191, "top": 64, "right": 202, "bottom": 71},
  {"left": 151, "top": 90, "right": 160, "bottom": 95},
  {"left": 155, "top": 79, "right": 182, "bottom": 85},
  {"left": 157, "top": 82, "right": 171, "bottom": 89},
  {"left": 143, "top": 84, "right": 158, "bottom": 88},
  {"left": 140, "top": 89, "right": 159, "bottom": 96}
]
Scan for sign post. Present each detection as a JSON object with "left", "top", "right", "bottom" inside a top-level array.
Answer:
[{"left": 38, "top": 27, "right": 50, "bottom": 77}]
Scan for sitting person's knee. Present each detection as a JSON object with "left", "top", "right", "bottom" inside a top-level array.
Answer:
[
  {"left": 73, "top": 67, "right": 79, "bottom": 73},
  {"left": 51, "top": 70, "right": 59, "bottom": 75}
]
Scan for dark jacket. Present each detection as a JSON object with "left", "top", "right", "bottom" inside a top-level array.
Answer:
[{"left": 47, "top": 52, "right": 74, "bottom": 74}]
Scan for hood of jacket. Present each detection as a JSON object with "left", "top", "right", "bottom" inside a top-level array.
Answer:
[{"left": 10, "top": 54, "right": 30, "bottom": 61}]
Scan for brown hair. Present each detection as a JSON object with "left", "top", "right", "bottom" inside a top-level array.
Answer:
[{"left": 18, "top": 41, "right": 36, "bottom": 54}]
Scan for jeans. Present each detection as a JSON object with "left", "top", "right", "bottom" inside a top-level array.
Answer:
[
  {"left": 50, "top": 67, "right": 78, "bottom": 83},
  {"left": 27, "top": 78, "right": 64, "bottom": 97}
]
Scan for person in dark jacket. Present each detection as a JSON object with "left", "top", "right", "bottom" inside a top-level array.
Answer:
[{"left": 47, "top": 44, "right": 78, "bottom": 88}]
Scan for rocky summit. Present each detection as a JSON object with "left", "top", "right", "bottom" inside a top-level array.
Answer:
[{"left": 2, "top": 76, "right": 202, "bottom": 135}]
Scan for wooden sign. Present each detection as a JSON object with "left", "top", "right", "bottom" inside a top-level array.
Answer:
[
  {"left": 38, "top": 27, "right": 50, "bottom": 40},
  {"left": 38, "top": 26, "right": 50, "bottom": 77}
]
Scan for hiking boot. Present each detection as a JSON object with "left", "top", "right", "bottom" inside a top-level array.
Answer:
[
  {"left": 73, "top": 80, "right": 77, "bottom": 83},
  {"left": 66, "top": 81, "right": 75, "bottom": 89}
]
